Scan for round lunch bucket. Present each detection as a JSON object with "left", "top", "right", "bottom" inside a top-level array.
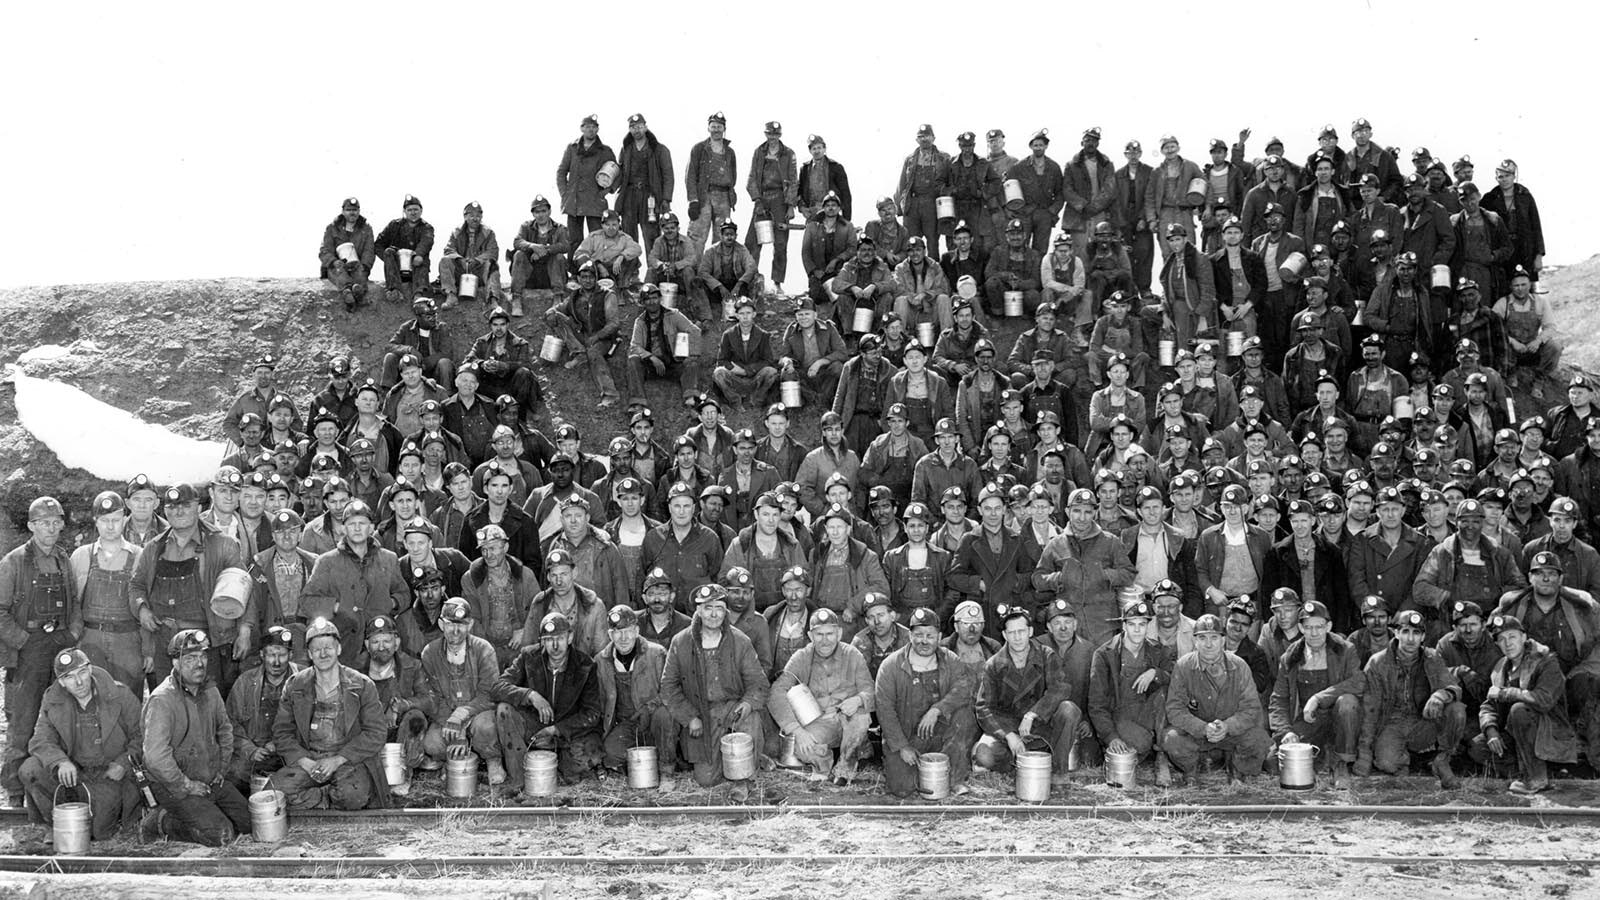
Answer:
[
  {"left": 1279, "top": 251, "right": 1307, "bottom": 279},
  {"left": 780, "top": 380, "right": 802, "bottom": 409},
  {"left": 659, "top": 282, "right": 679, "bottom": 308},
  {"left": 209, "top": 567, "right": 252, "bottom": 620},
  {"left": 1105, "top": 748, "right": 1138, "bottom": 788},
  {"left": 1278, "top": 742, "right": 1318, "bottom": 791},
  {"left": 445, "top": 754, "right": 479, "bottom": 799},
  {"left": 459, "top": 272, "right": 480, "bottom": 299},
  {"left": 1003, "top": 291, "right": 1024, "bottom": 317},
  {"left": 52, "top": 786, "right": 91, "bottom": 855},
  {"left": 1013, "top": 750, "right": 1052, "bottom": 802},
  {"left": 539, "top": 335, "right": 566, "bottom": 363},
  {"left": 786, "top": 684, "right": 824, "bottom": 726},
  {"left": 397, "top": 248, "right": 414, "bottom": 273},
  {"left": 852, "top": 306, "right": 875, "bottom": 334},
  {"left": 249, "top": 789, "right": 288, "bottom": 842},
  {"left": 626, "top": 746, "right": 659, "bottom": 789},
  {"left": 721, "top": 732, "right": 756, "bottom": 781},
  {"left": 918, "top": 752, "right": 951, "bottom": 800},
  {"left": 523, "top": 750, "right": 558, "bottom": 797},
  {"left": 936, "top": 196, "right": 957, "bottom": 220},
  {"left": 754, "top": 219, "right": 776, "bottom": 245},
  {"left": 596, "top": 161, "right": 620, "bottom": 189},
  {"left": 1003, "top": 179, "right": 1024, "bottom": 209}
]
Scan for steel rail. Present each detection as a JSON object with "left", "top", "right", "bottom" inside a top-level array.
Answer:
[
  {"left": 4, "top": 802, "right": 1599, "bottom": 828},
  {"left": 2, "top": 851, "right": 1596, "bottom": 877}
]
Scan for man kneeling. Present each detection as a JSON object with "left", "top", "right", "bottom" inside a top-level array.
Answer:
[
  {"left": 769, "top": 607, "right": 875, "bottom": 785},
  {"left": 1163, "top": 614, "right": 1274, "bottom": 783},
  {"left": 1470, "top": 614, "right": 1577, "bottom": 795},
  {"left": 973, "top": 604, "right": 1077, "bottom": 787},
  {"left": 876, "top": 607, "right": 978, "bottom": 798},
  {"left": 493, "top": 611, "right": 604, "bottom": 788},
  {"left": 595, "top": 605, "right": 678, "bottom": 789},
  {"left": 268, "top": 618, "right": 390, "bottom": 810}
]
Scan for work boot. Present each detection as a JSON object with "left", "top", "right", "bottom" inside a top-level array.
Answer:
[
  {"left": 511, "top": 297, "right": 525, "bottom": 318},
  {"left": 138, "top": 808, "right": 167, "bottom": 843},
  {"left": 1155, "top": 753, "right": 1173, "bottom": 788},
  {"left": 1511, "top": 758, "right": 1550, "bottom": 795},
  {"left": 440, "top": 294, "right": 459, "bottom": 310},
  {"left": 1330, "top": 758, "right": 1351, "bottom": 790},
  {"left": 728, "top": 780, "right": 751, "bottom": 803},
  {"left": 1432, "top": 753, "right": 1462, "bottom": 789}
]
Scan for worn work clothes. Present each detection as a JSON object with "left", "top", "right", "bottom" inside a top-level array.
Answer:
[
  {"left": 1163, "top": 650, "right": 1273, "bottom": 774},
  {"left": 491, "top": 644, "right": 604, "bottom": 783},
  {"left": 21, "top": 666, "right": 142, "bottom": 836},
  {"left": 659, "top": 622, "right": 769, "bottom": 773},
  {"left": 879, "top": 646, "right": 979, "bottom": 796},
  {"left": 1359, "top": 642, "right": 1464, "bottom": 770},
  {"left": 300, "top": 540, "right": 411, "bottom": 665},
  {"left": 1032, "top": 525, "right": 1136, "bottom": 649},
  {"left": 269, "top": 664, "right": 389, "bottom": 810},
  {"left": 1088, "top": 637, "right": 1175, "bottom": 756}
]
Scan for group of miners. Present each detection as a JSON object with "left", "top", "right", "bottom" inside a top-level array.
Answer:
[{"left": 1, "top": 115, "right": 1584, "bottom": 849}]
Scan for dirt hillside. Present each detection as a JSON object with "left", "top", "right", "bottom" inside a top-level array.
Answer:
[{"left": 0, "top": 278, "right": 900, "bottom": 548}]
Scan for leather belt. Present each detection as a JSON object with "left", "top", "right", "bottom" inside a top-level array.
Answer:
[{"left": 84, "top": 620, "right": 142, "bottom": 633}]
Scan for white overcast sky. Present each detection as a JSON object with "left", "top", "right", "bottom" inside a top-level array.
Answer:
[{"left": 1, "top": 0, "right": 1592, "bottom": 290}]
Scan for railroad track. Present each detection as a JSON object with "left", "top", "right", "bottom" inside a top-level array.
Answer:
[
  {"left": 1, "top": 851, "right": 1596, "bottom": 877},
  {"left": 4, "top": 802, "right": 1599, "bottom": 828}
]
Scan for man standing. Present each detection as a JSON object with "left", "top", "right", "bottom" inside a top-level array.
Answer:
[
  {"left": 129, "top": 485, "right": 249, "bottom": 695},
  {"left": 947, "top": 132, "right": 1001, "bottom": 255},
  {"left": 686, "top": 112, "right": 738, "bottom": 252},
  {"left": 745, "top": 121, "right": 799, "bottom": 291},
  {"left": 70, "top": 491, "right": 144, "bottom": 694},
  {"left": 556, "top": 114, "right": 616, "bottom": 244},
  {"left": 660, "top": 584, "right": 769, "bottom": 799},
  {"left": 268, "top": 618, "right": 389, "bottom": 810},
  {"left": 1008, "top": 129, "right": 1063, "bottom": 253},
  {"left": 1146, "top": 136, "right": 1204, "bottom": 260},
  {"left": 1163, "top": 614, "right": 1274, "bottom": 783},
  {"left": 1033, "top": 489, "right": 1137, "bottom": 648},
  {"left": 1414, "top": 499, "right": 1527, "bottom": 639},
  {"left": 895, "top": 124, "right": 952, "bottom": 255},
  {"left": 769, "top": 608, "right": 875, "bottom": 784},
  {"left": 141, "top": 630, "right": 250, "bottom": 844},
  {"left": 373, "top": 194, "right": 434, "bottom": 304},
  {"left": 1356, "top": 609, "right": 1466, "bottom": 787},
  {"left": 797, "top": 134, "right": 851, "bottom": 223},
  {"left": 320, "top": 197, "right": 376, "bottom": 310},
  {"left": 19, "top": 648, "right": 142, "bottom": 841},
  {"left": 300, "top": 499, "right": 411, "bottom": 666},
  {"left": 1115, "top": 141, "right": 1156, "bottom": 296},
  {"left": 876, "top": 607, "right": 978, "bottom": 798},
  {"left": 1061, "top": 127, "right": 1117, "bottom": 256},
  {"left": 613, "top": 113, "right": 674, "bottom": 252},
  {"left": 493, "top": 610, "right": 604, "bottom": 788}
]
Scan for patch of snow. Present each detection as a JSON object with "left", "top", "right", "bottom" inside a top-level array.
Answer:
[
  {"left": 18, "top": 344, "right": 72, "bottom": 364},
  {"left": 11, "top": 369, "right": 224, "bottom": 483}
]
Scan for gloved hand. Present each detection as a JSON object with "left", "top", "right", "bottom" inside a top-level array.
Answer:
[
  {"left": 688, "top": 201, "right": 702, "bottom": 222},
  {"left": 1423, "top": 689, "right": 1452, "bottom": 720}
]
